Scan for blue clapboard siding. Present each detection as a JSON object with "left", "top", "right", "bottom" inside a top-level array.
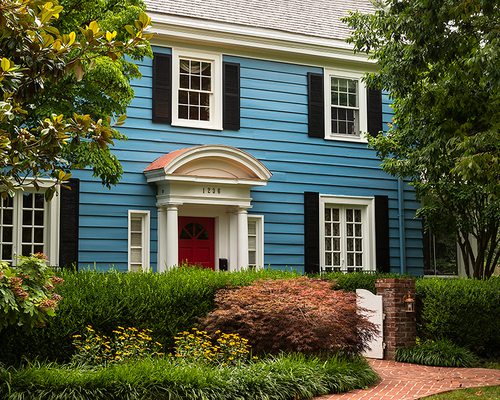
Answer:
[{"left": 73, "top": 47, "right": 423, "bottom": 274}]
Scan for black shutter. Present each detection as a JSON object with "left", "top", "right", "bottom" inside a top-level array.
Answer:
[
  {"left": 223, "top": 62, "right": 240, "bottom": 130},
  {"left": 307, "top": 73, "right": 324, "bottom": 138},
  {"left": 304, "top": 192, "right": 320, "bottom": 274},
  {"left": 152, "top": 53, "right": 172, "bottom": 124},
  {"left": 59, "top": 179, "right": 80, "bottom": 269},
  {"left": 374, "top": 195, "right": 390, "bottom": 272},
  {"left": 367, "top": 89, "right": 382, "bottom": 137}
]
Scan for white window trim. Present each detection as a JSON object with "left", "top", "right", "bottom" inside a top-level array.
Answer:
[
  {"left": 127, "top": 210, "right": 151, "bottom": 272},
  {"left": 248, "top": 215, "right": 264, "bottom": 270},
  {"left": 324, "top": 68, "right": 368, "bottom": 143},
  {"left": 0, "top": 184, "right": 60, "bottom": 266},
  {"left": 319, "top": 195, "right": 376, "bottom": 272},
  {"left": 171, "top": 48, "right": 223, "bottom": 130}
]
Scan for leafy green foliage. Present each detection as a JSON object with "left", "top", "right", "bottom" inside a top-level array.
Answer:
[
  {"left": 0, "top": 267, "right": 297, "bottom": 365},
  {"left": 0, "top": 255, "right": 64, "bottom": 330},
  {"left": 396, "top": 339, "right": 478, "bottom": 367},
  {"left": 416, "top": 277, "right": 500, "bottom": 357},
  {"left": 0, "top": 0, "right": 152, "bottom": 196},
  {"left": 344, "top": 0, "right": 500, "bottom": 278},
  {"left": 202, "top": 277, "right": 378, "bottom": 355},
  {"left": 321, "top": 272, "right": 404, "bottom": 293},
  {"left": 0, "top": 354, "right": 378, "bottom": 400}
]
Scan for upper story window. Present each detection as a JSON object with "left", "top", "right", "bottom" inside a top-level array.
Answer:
[
  {"left": 172, "top": 49, "right": 222, "bottom": 130},
  {"left": 324, "top": 69, "right": 367, "bottom": 142}
]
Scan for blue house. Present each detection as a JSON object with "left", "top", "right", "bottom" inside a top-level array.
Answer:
[{"left": 0, "top": 0, "right": 429, "bottom": 275}]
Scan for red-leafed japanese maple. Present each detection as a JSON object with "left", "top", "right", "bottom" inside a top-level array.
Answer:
[{"left": 202, "top": 277, "right": 377, "bottom": 355}]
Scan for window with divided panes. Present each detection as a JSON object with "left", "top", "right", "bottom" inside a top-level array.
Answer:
[
  {"left": 247, "top": 216, "right": 263, "bottom": 270},
  {"left": 128, "top": 211, "right": 150, "bottom": 272},
  {"left": 330, "top": 77, "right": 359, "bottom": 136},
  {"left": 0, "top": 192, "right": 46, "bottom": 263},
  {"left": 248, "top": 219, "right": 257, "bottom": 269},
  {"left": 178, "top": 58, "right": 212, "bottom": 122},
  {"left": 324, "top": 205, "right": 364, "bottom": 272}
]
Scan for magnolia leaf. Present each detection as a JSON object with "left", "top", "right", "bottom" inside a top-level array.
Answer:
[
  {"left": 68, "top": 31, "right": 76, "bottom": 46},
  {"left": 0, "top": 58, "right": 11, "bottom": 72},
  {"left": 88, "top": 21, "right": 100, "bottom": 34},
  {"left": 124, "top": 25, "right": 135, "bottom": 36}
]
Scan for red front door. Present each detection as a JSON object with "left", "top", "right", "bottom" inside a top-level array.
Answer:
[{"left": 178, "top": 217, "right": 215, "bottom": 269}]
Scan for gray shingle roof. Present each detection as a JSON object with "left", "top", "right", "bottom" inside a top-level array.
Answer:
[{"left": 144, "top": 0, "right": 375, "bottom": 41}]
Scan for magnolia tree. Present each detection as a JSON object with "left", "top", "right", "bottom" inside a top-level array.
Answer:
[
  {"left": 0, "top": 0, "right": 152, "bottom": 198},
  {"left": 344, "top": 0, "right": 499, "bottom": 278}
]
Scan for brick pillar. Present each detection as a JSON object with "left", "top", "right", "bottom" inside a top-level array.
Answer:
[{"left": 375, "top": 278, "right": 416, "bottom": 360}]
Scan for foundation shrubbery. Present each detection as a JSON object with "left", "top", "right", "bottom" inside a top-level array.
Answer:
[{"left": 203, "top": 277, "right": 378, "bottom": 355}]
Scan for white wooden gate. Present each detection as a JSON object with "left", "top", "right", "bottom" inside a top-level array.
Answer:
[{"left": 356, "top": 289, "right": 384, "bottom": 359}]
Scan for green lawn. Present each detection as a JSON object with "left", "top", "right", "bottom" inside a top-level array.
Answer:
[{"left": 423, "top": 386, "right": 500, "bottom": 399}]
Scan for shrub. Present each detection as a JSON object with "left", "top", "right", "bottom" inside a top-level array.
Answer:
[
  {"left": 321, "top": 272, "right": 405, "bottom": 293},
  {"left": 416, "top": 277, "right": 500, "bottom": 357},
  {"left": 396, "top": 339, "right": 478, "bottom": 367},
  {"left": 0, "top": 267, "right": 296, "bottom": 365},
  {"left": 0, "top": 354, "right": 378, "bottom": 400},
  {"left": 173, "top": 327, "right": 252, "bottom": 366},
  {"left": 202, "top": 277, "right": 377, "bottom": 355},
  {"left": 71, "top": 325, "right": 163, "bottom": 366},
  {"left": 0, "top": 254, "right": 64, "bottom": 330}
]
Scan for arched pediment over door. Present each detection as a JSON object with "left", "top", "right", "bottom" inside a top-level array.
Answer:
[{"left": 144, "top": 145, "right": 272, "bottom": 207}]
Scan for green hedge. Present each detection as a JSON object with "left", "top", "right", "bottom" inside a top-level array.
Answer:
[
  {"left": 321, "top": 272, "right": 403, "bottom": 293},
  {"left": 416, "top": 277, "right": 500, "bottom": 357},
  {"left": 0, "top": 355, "right": 378, "bottom": 400},
  {"left": 0, "top": 268, "right": 296, "bottom": 365}
]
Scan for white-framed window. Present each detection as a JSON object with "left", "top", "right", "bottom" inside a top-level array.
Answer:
[
  {"left": 248, "top": 215, "right": 264, "bottom": 269},
  {"left": 320, "top": 195, "right": 375, "bottom": 273},
  {"left": 0, "top": 187, "right": 60, "bottom": 266},
  {"left": 324, "top": 69, "right": 367, "bottom": 142},
  {"left": 171, "top": 48, "right": 222, "bottom": 130},
  {"left": 128, "top": 210, "right": 150, "bottom": 272}
]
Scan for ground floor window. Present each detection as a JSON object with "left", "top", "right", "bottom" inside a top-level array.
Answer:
[
  {"left": 128, "top": 210, "right": 150, "bottom": 272},
  {"left": 0, "top": 189, "right": 59, "bottom": 265},
  {"left": 320, "top": 196, "right": 375, "bottom": 273},
  {"left": 248, "top": 215, "right": 264, "bottom": 269},
  {"left": 423, "top": 228, "right": 460, "bottom": 276}
]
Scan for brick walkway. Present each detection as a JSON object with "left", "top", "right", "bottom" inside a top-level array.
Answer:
[{"left": 317, "top": 359, "right": 500, "bottom": 400}]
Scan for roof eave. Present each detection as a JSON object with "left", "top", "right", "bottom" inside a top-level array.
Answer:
[{"left": 148, "top": 12, "right": 374, "bottom": 65}]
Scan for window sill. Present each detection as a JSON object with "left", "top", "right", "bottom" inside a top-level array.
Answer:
[
  {"left": 171, "top": 119, "right": 222, "bottom": 131},
  {"left": 324, "top": 133, "right": 368, "bottom": 143}
]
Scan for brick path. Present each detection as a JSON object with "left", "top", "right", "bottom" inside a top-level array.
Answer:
[{"left": 316, "top": 359, "right": 500, "bottom": 400}]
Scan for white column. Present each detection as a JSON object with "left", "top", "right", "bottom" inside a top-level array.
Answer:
[
  {"left": 228, "top": 211, "right": 238, "bottom": 271},
  {"left": 157, "top": 207, "right": 168, "bottom": 272},
  {"left": 236, "top": 207, "right": 248, "bottom": 270},
  {"left": 165, "top": 205, "right": 179, "bottom": 269}
]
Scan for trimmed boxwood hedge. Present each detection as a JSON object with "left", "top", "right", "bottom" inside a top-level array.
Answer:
[
  {"left": 0, "top": 268, "right": 296, "bottom": 365},
  {"left": 415, "top": 277, "right": 500, "bottom": 357},
  {"left": 0, "top": 354, "right": 378, "bottom": 400},
  {"left": 321, "top": 272, "right": 404, "bottom": 293}
]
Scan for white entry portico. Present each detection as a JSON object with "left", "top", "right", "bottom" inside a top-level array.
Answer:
[{"left": 144, "top": 145, "right": 271, "bottom": 272}]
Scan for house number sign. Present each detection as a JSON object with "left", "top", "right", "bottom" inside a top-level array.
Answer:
[{"left": 202, "top": 187, "right": 221, "bottom": 195}]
